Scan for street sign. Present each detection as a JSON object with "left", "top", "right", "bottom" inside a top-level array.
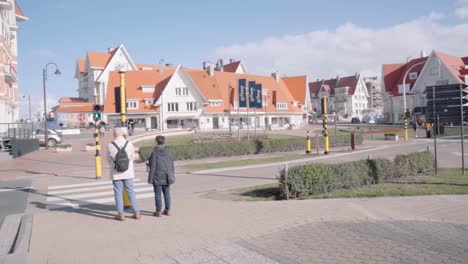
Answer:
[
  {"left": 238, "top": 79, "right": 247, "bottom": 108},
  {"left": 426, "top": 84, "right": 468, "bottom": 123}
]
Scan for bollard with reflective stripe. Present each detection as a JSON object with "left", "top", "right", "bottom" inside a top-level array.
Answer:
[{"left": 306, "top": 130, "right": 311, "bottom": 154}]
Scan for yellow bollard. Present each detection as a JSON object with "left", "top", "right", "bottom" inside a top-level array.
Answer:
[
  {"left": 306, "top": 130, "right": 311, "bottom": 154},
  {"left": 95, "top": 122, "right": 102, "bottom": 179},
  {"left": 321, "top": 96, "right": 330, "bottom": 154}
]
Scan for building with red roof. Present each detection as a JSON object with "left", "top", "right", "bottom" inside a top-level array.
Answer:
[
  {"left": 382, "top": 50, "right": 468, "bottom": 123},
  {"left": 308, "top": 74, "right": 370, "bottom": 120}
]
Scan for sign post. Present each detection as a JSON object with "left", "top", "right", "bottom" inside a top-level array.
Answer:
[{"left": 238, "top": 79, "right": 247, "bottom": 141}]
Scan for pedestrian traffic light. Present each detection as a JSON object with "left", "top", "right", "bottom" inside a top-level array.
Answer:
[{"left": 93, "top": 104, "right": 101, "bottom": 121}]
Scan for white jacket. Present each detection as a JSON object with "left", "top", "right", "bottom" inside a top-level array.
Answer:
[{"left": 107, "top": 136, "right": 135, "bottom": 181}]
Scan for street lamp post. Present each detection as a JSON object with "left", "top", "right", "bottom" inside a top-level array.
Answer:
[
  {"left": 402, "top": 60, "right": 426, "bottom": 141},
  {"left": 43, "top": 62, "right": 61, "bottom": 149}
]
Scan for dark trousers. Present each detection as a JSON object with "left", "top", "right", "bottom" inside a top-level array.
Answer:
[{"left": 153, "top": 183, "right": 171, "bottom": 212}]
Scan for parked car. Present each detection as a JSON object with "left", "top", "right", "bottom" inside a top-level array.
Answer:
[
  {"left": 35, "top": 129, "right": 63, "bottom": 147},
  {"left": 351, "top": 117, "right": 361, "bottom": 124}
]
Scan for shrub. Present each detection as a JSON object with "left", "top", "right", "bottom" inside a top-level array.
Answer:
[
  {"left": 367, "top": 158, "right": 394, "bottom": 183},
  {"left": 138, "top": 134, "right": 362, "bottom": 162},
  {"left": 279, "top": 151, "right": 434, "bottom": 199},
  {"left": 394, "top": 151, "right": 433, "bottom": 178}
]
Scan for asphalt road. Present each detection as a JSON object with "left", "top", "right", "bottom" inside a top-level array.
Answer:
[{"left": 0, "top": 179, "right": 31, "bottom": 227}]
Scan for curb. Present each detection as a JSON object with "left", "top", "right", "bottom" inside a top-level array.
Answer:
[{"left": 0, "top": 214, "right": 33, "bottom": 264}]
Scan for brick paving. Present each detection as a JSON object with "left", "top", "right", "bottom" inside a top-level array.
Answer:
[{"left": 1, "top": 133, "right": 468, "bottom": 263}]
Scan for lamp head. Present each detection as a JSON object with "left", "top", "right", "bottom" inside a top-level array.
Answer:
[{"left": 54, "top": 69, "right": 61, "bottom": 75}]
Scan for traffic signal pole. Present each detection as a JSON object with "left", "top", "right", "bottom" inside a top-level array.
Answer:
[
  {"left": 118, "top": 69, "right": 131, "bottom": 207},
  {"left": 322, "top": 96, "right": 329, "bottom": 154},
  {"left": 93, "top": 104, "right": 103, "bottom": 179}
]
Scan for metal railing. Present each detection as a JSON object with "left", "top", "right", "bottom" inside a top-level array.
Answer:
[{"left": 0, "top": 123, "right": 34, "bottom": 139}]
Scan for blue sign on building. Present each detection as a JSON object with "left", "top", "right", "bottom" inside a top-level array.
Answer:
[{"left": 238, "top": 79, "right": 247, "bottom": 108}]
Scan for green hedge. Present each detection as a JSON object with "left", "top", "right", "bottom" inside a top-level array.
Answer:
[
  {"left": 139, "top": 134, "right": 363, "bottom": 161},
  {"left": 279, "top": 151, "right": 433, "bottom": 199}
]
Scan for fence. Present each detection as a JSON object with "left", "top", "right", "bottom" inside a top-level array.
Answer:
[{"left": 0, "top": 123, "right": 34, "bottom": 139}]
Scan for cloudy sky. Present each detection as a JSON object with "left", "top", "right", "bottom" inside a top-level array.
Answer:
[{"left": 17, "top": 0, "right": 468, "bottom": 118}]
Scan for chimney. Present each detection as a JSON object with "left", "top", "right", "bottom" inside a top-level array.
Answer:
[
  {"left": 108, "top": 47, "right": 116, "bottom": 53},
  {"left": 355, "top": 72, "right": 359, "bottom": 79},
  {"left": 203, "top": 61, "right": 207, "bottom": 70},
  {"left": 271, "top": 71, "right": 279, "bottom": 82},
  {"left": 420, "top": 50, "right": 427, "bottom": 58},
  {"left": 206, "top": 64, "right": 215, "bottom": 77},
  {"left": 159, "top": 59, "right": 165, "bottom": 75},
  {"left": 336, "top": 75, "right": 340, "bottom": 85},
  {"left": 218, "top": 59, "right": 224, "bottom": 72},
  {"left": 229, "top": 58, "right": 235, "bottom": 64}
]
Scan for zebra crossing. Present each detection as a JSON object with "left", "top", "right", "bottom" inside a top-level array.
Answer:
[{"left": 46, "top": 179, "right": 154, "bottom": 210}]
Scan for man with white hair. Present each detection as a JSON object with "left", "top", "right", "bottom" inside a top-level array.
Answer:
[{"left": 107, "top": 126, "right": 140, "bottom": 221}]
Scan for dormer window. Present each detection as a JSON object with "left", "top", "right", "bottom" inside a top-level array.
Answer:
[
  {"left": 142, "top": 85, "right": 155, "bottom": 93},
  {"left": 144, "top": 99, "right": 154, "bottom": 105},
  {"left": 409, "top": 72, "right": 418, "bottom": 80},
  {"left": 209, "top": 100, "right": 222, "bottom": 106},
  {"left": 276, "top": 103, "right": 288, "bottom": 109}
]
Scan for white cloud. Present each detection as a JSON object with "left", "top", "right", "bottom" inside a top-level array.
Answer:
[
  {"left": 456, "top": 7, "right": 468, "bottom": 19},
  {"left": 215, "top": 13, "right": 468, "bottom": 80},
  {"left": 31, "top": 49, "right": 57, "bottom": 58},
  {"left": 19, "top": 96, "right": 58, "bottom": 121}
]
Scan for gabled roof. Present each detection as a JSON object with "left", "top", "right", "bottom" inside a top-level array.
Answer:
[
  {"left": 308, "top": 74, "right": 360, "bottom": 98},
  {"left": 15, "top": 1, "right": 27, "bottom": 21},
  {"left": 59, "top": 97, "right": 88, "bottom": 104},
  {"left": 104, "top": 69, "right": 176, "bottom": 113},
  {"left": 382, "top": 63, "right": 405, "bottom": 94},
  {"left": 435, "top": 51, "right": 465, "bottom": 83},
  {"left": 223, "top": 61, "right": 241, "bottom": 73},
  {"left": 77, "top": 60, "right": 86, "bottom": 73},
  {"left": 282, "top": 76, "right": 307, "bottom": 105},
  {"left": 87, "top": 51, "right": 113, "bottom": 69},
  {"left": 54, "top": 105, "right": 93, "bottom": 113}
]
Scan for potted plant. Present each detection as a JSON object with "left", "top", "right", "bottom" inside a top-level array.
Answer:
[
  {"left": 384, "top": 133, "right": 399, "bottom": 141},
  {"left": 56, "top": 144, "right": 72, "bottom": 152},
  {"left": 85, "top": 143, "right": 95, "bottom": 151}
]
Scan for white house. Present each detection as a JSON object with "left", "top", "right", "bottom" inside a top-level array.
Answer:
[
  {"left": 309, "top": 74, "right": 370, "bottom": 120},
  {"left": 382, "top": 50, "right": 468, "bottom": 123}
]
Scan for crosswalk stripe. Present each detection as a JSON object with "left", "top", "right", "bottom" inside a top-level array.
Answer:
[
  {"left": 47, "top": 182, "right": 148, "bottom": 195},
  {"left": 48, "top": 179, "right": 141, "bottom": 190},
  {"left": 47, "top": 186, "right": 153, "bottom": 202},
  {"left": 46, "top": 192, "right": 155, "bottom": 210}
]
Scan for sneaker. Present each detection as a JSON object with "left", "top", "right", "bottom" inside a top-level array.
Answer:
[
  {"left": 153, "top": 211, "right": 161, "bottom": 217},
  {"left": 163, "top": 210, "right": 170, "bottom": 216},
  {"left": 115, "top": 215, "right": 125, "bottom": 221},
  {"left": 134, "top": 214, "right": 141, "bottom": 220}
]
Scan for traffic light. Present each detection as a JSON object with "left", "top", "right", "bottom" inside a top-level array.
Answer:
[
  {"left": 404, "top": 109, "right": 410, "bottom": 119},
  {"left": 93, "top": 104, "right": 101, "bottom": 121}
]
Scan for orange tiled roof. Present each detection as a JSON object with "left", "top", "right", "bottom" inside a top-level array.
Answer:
[
  {"left": 104, "top": 69, "right": 176, "bottom": 113},
  {"left": 59, "top": 97, "right": 88, "bottom": 104},
  {"left": 282, "top": 76, "right": 307, "bottom": 105},
  {"left": 15, "top": 1, "right": 24, "bottom": 16},
  {"left": 87, "top": 51, "right": 113, "bottom": 69},
  {"left": 55, "top": 105, "right": 93, "bottom": 113},
  {"left": 77, "top": 60, "right": 86, "bottom": 73}
]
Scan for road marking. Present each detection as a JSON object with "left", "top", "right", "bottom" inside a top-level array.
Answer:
[
  {"left": 46, "top": 179, "right": 152, "bottom": 210},
  {"left": 48, "top": 179, "right": 141, "bottom": 190},
  {"left": 451, "top": 152, "right": 468, "bottom": 156},
  {"left": 46, "top": 186, "right": 153, "bottom": 202},
  {"left": 47, "top": 181, "right": 147, "bottom": 195},
  {"left": 0, "top": 187, "right": 33, "bottom": 193},
  {"left": 46, "top": 193, "right": 155, "bottom": 210}
]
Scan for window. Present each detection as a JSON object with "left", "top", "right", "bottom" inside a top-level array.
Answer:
[
  {"left": 167, "top": 103, "right": 179, "bottom": 112},
  {"left": 186, "top": 102, "right": 197, "bottom": 111},
  {"left": 144, "top": 99, "right": 154, "bottom": 105},
  {"left": 234, "top": 100, "right": 238, "bottom": 109},
  {"left": 126, "top": 100, "right": 138, "bottom": 110},
  {"left": 210, "top": 102, "right": 221, "bottom": 106},
  {"left": 276, "top": 103, "right": 287, "bottom": 109},
  {"left": 409, "top": 72, "right": 418, "bottom": 80},
  {"left": 142, "top": 86, "right": 155, "bottom": 93},
  {"left": 262, "top": 89, "right": 268, "bottom": 96},
  {"left": 176, "top": 87, "right": 189, "bottom": 96}
]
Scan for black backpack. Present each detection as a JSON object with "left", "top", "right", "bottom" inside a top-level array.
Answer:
[{"left": 112, "top": 141, "right": 130, "bottom": 172}]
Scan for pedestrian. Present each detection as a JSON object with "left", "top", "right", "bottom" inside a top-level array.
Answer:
[
  {"left": 413, "top": 122, "right": 417, "bottom": 138},
  {"left": 107, "top": 127, "right": 140, "bottom": 221},
  {"left": 148, "top": 135, "right": 175, "bottom": 217},
  {"left": 424, "top": 122, "right": 432, "bottom": 138},
  {"left": 99, "top": 124, "right": 105, "bottom": 138}
]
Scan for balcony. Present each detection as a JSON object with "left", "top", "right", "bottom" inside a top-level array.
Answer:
[{"left": 4, "top": 64, "right": 17, "bottom": 83}]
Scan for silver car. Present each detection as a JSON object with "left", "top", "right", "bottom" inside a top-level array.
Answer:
[{"left": 35, "top": 129, "right": 63, "bottom": 147}]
